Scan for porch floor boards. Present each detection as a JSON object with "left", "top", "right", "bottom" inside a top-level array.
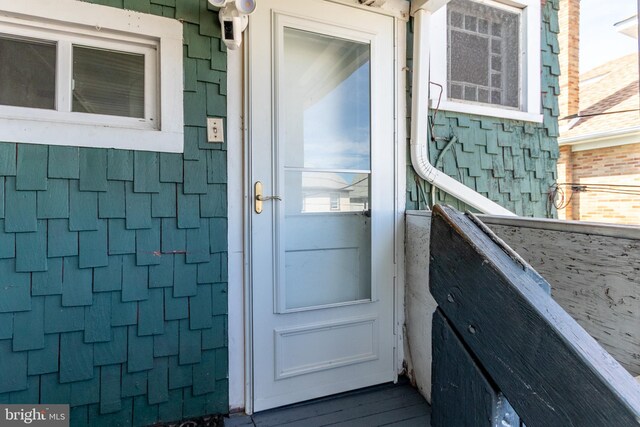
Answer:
[{"left": 223, "top": 378, "right": 431, "bottom": 427}]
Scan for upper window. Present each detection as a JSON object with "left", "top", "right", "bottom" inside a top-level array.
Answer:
[
  {"left": 430, "top": 0, "right": 542, "bottom": 122},
  {"left": 0, "top": 0, "right": 184, "bottom": 152}
]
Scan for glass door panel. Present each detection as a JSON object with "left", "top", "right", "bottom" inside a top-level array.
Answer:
[{"left": 281, "top": 27, "right": 372, "bottom": 310}]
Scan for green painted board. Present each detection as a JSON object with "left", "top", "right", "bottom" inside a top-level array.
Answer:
[
  {"left": 27, "top": 333, "right": 59, "bottom": 375},
  {"left": 147, "top": 357, "right": 169, "bottom": 404},
  {"left": 186, "top": 220, "right": 210, "bottom": 264},
  {"left": 127, "top": 327, "right": 154, "bottom": 372},
  {"left": 125, "top": 182, "right": 152, "bottom": 230},
  {"left": 178, "top": 319, "right": 201, "bottom": 365},
  {"left": 123, "top": 0, "right": 150, "bottom": 12},
  {"left": 37, "top": 179, "right": 69, "bottom": 219},
  {"left": 134, "top": 151, "right": 161, "bottom": 193},
  {"left": 206, "top": 151, "right": 226, "bottom": 184},
  {"left": 0, "top": 259, "right": 31, "bottom": 313},
  {"left": 99, "top": 181, "right": 126, "bottom": 219},
  {"left": 209, "top": 218, "right": 227, "bottom": 253},
  {"left": 94, "top": 255, "right": 123, "bottom": 292},
  {"left": 152, "top": 183, "right": 177, "bottom": 218},
  {"left": 94, "top": 327, "right": 127, "bottom": 366},
  {"left": 138, "top": 288, "right": 164, "bottom": 336},
  {"left": 69, "top": 180, "right": 99, "bottom": 231},
  {"left": 12, "top": 296, "right": 45, "bottom": 351},
  {"left": 48, "top": 146, "right": 79, "bottom": 179},
  {"left": 197, "top": 254, "right": 221, "bottom": 284},
  {"left": 0, "top": 313, "right": 12, "bottom": 339},
  {"left": 211, "top": 282, "right": 227, "bottom": 316},
  {"left": 108, "top": 219, "right": 135, "bottom": 255},
  {"left": 121, "top": 254, "right": 149, "bottom": 302},
  {"left": 136, "top": 221, "right": 163, "bottom": 266},
  {"left": 161, "top": 218, "right": 186, "bottom": 253},
  {"left": 149, "top": 254, "right": 174, "bottom": 288},
  {"left": 153, "top": 321, "right": 179, "bottom": 357},
  {"left": 16, "top": 144, "right": 48, "bottom": 191},
  {"left": 159, "top": 154, "right": 183, "bottom": 183},
  {"left": 40, "top": 373, "right": 70, "bottom": 404},
  {"left": 192, "top": 350, "right": 216, "bottom": 396},
  {"left": 189, "top": 284, "right": 213, "bottom": 330},
  {"left": 158, "top": 389, "right": 183, "bottom": 423},
  {"left": 202, "top": 315, "right": 226, "bottom": 350},
  {"left": 5, "top": 177, "right": 37, "bottom": 233},
  {"left": 173, "top": 254, "right": 197, "bottom": 297},
  {"left": 59, "top": 331, "right": 94, "bottom": 383},
  {"left": 0, "top": 143, "right": 17, "bottom": 176},
  {"left": 183, "top": 157, "right": 208, "bottom": 195},
  {"left": 133, "top": 396, "right": 158, "bottom": 427},
  {"left": 164, "top": 288, "right": 188, "bottom": 321},
  {"left": 79, "top": 148, "right": 108, "bottom": 192},
  {"left": 15, "top": 220, "right": 47, "bottom": 272},
  {"left": 177, "top": 191, "right": 200, "bottom": 229},
  {"left": 200, "top": 184, "right": 226, "bottom": 218},
  {"left": 99, "top": 364, "right": 122, "bottom": 414},
  {"left": 85, "top": 292, "right": 112, "bottom": 343},
  {"left": 62, "top": 257, "right": 93, "bottom": 307},
  {"left": 47, "top": 219, "right": 78, "bottom": 258},
  {"left": 79, "top": 220, "right": 109, "bottom": 268},
  {"left": 107, "top": 150, "right": 134, "bottom": 181},
  {"left": 70, "top": 368, "right": 101, "bottom": 406},
  {"left": 0, "top": 221, "right": 14, "bottom": 259},
  {"left": 110, "top": 293, "right": 138, "bottom": 327},
  {"left": 43, "top": 295, "right": 84, "bottom": 333},
  {"left": 0, "top": 340, "right": 28, "bottom": 393}
]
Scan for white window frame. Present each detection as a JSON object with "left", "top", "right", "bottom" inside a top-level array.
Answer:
[
  {"left": 0, "top": 0, "right": 184, "bottom": 152},
  {"left": 430, "top": 0, "right": 542, "bottom": 123}
]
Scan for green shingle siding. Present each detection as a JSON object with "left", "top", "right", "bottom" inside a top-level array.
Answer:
[
  {"left": 0, "top": 0, "right": 228, "bottom": 425},
  {"left": 407, "top": 0, "right": 560, "bottom": 217}
]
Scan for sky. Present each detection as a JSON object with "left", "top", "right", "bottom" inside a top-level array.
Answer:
[{"left": 580, "top": 0, "right": 638, "bottom": 73}]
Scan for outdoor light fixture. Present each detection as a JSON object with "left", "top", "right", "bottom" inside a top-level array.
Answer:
[{"left": 208, "top": 0, "right": 257, "bottom": 50}]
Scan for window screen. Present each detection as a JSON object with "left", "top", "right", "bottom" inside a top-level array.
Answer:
[
  {"left": 72, "top": 46, "right": 145, "bottom": 118},
  {"left": 447, "top": 0, "right": 520, "bottom": 108},
  {"left": 0, "top": 36, "right": 56, "bottom": 109}
]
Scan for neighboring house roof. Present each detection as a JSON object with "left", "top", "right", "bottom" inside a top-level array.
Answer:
[{"left": 560, "top": 53, "right": 639, "bottom": 142}]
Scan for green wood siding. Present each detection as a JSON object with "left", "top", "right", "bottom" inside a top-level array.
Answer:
[
  {"left": 407, "top": 0, "right": 560, "bottom": 217},
  {"left": 0, "top": 0, "right": 228, "bottom": 425}
]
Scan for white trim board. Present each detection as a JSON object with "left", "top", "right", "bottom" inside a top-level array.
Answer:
[{"left": 559, "top": 127, "right": 640, "bottom": 152}]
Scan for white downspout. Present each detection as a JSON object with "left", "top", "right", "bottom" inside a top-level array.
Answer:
[{"left": 410, "top": 5, "right": 515, "bottom": 216}]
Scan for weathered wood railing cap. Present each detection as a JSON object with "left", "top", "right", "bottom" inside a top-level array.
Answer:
[{"left": 429, "top": 204, "right": 640, "bottom": 426}]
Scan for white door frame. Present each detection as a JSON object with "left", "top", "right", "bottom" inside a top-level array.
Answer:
[{"left": 226, "top": 1, "right": 408, "bottom": 414}]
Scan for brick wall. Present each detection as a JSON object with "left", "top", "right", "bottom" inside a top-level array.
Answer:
[
  {"left": 558, "top": 0, "right": 579, "bottom": 118},
  {"left": 0, "top": 1, "right": 229, "bottom": 426},
  {"left": 406, "top": 0, "right": 560, "bottom": 217},
  {"left": 557, "top": 143, "right": 640, "bottom": 225}
]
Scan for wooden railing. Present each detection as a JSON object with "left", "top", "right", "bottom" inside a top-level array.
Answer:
[{"left": 429, "top": 205, "right": 640, "bottom": 427}]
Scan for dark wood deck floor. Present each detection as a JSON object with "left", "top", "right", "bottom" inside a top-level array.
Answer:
[{"left": 224, "top": 378, "right": 431, "bottom": 427}]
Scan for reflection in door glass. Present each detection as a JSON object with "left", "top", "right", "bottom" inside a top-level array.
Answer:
[
  {"left": 283, "top": 28, "right": 370, "bottom": 171},
  {"left": 282, "top": 27, "right": 372, "bottom": 310}
]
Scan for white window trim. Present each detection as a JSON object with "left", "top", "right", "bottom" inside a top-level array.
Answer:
[
  {"left": 430, "top": 0, "right": 542, "bottom": 123},
  {"left": 0, "top": 0, "right": 184, "bottom": 152}
]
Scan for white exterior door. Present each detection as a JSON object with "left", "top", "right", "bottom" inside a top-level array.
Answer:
[{"left": 248, "top": 0, "right": 396, "bottom": 412}]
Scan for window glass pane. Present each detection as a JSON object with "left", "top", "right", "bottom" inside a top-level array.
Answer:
[
  {"left": 284, "top": 171, "right": 371, "bottom": 309},
  {"left": 73, "top": 46, "right": 144, "bottom": 118},
  {"left": 450, "top": 31, "right": 489, "bottom": 86},
  {"left": 283, "top": 28, "right": 371, "bottom": 170},
  {"left": 447, "top": 0, "right": 520, "bottom": 109},
  {"left": 0, "top": 36, "right": 56, "bottom": 109}
]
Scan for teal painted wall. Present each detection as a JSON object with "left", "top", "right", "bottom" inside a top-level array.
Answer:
[
  {"left": 406, "top": 0, "right": 560, "bottom": 217},
  {"left": 0, "top": 0, "right": 228, "bottom": 425}
]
